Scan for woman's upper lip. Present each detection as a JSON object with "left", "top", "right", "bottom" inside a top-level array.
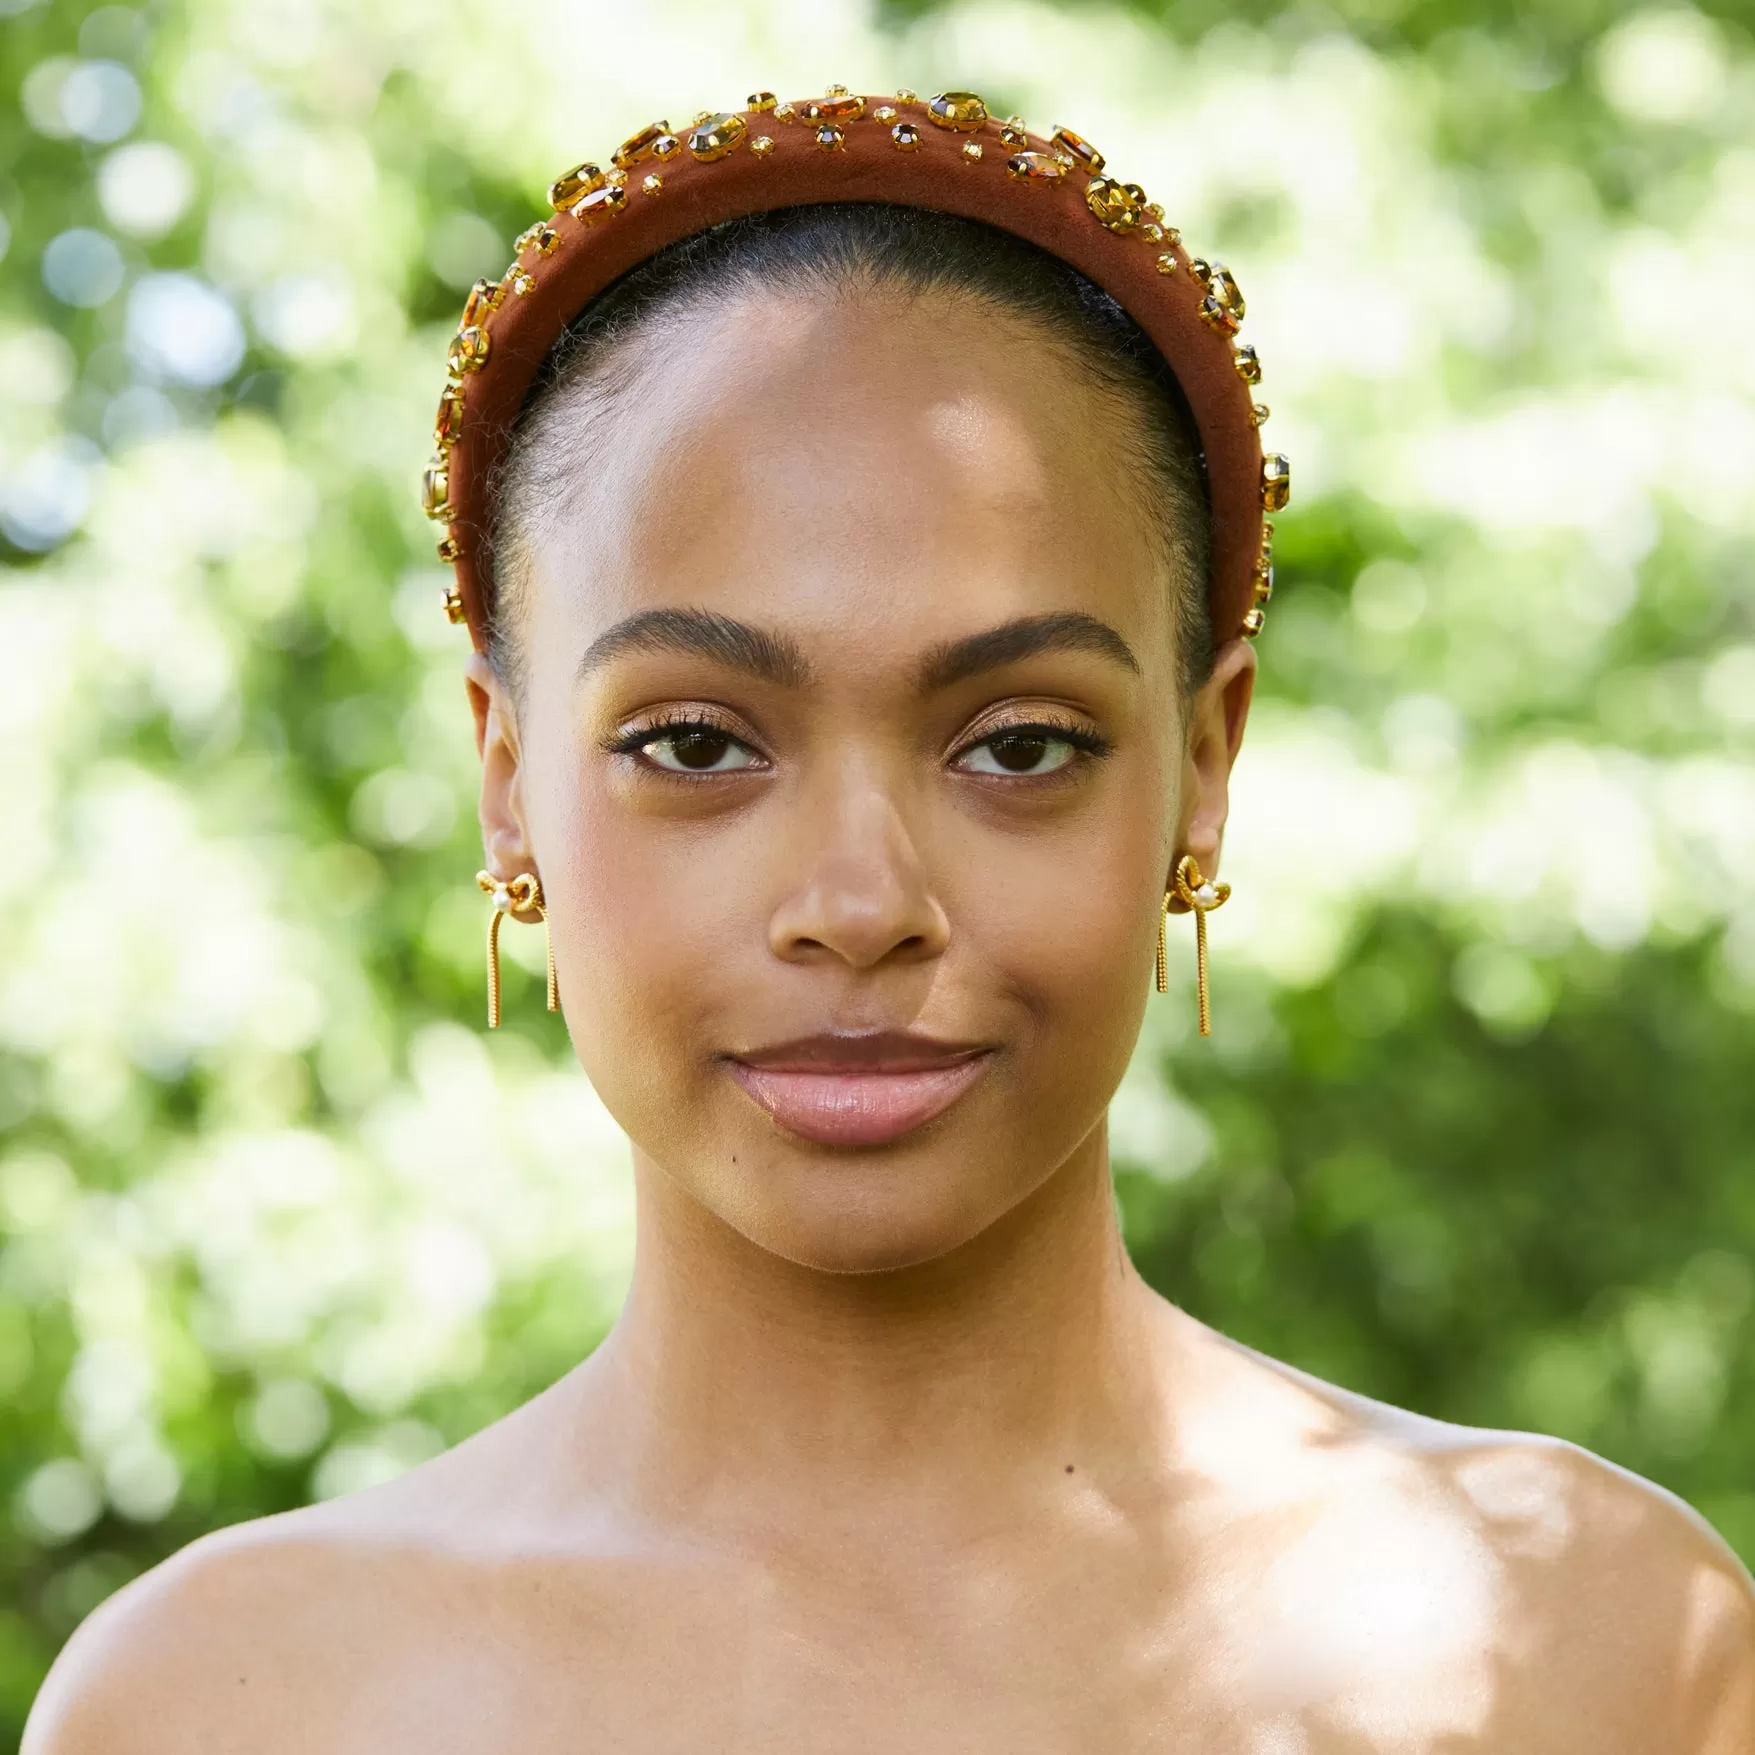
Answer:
[{"left": 728, "top": 1031, "right": 991, "bottom": 1072}]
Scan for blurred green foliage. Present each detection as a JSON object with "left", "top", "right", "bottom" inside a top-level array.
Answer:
[{"left": 1, "top": 0, "right": 1752, "bottom": 1742}]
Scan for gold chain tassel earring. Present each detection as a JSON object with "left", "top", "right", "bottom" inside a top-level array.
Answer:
[
  {"left": 476, "top": 871, "right": 559, "bottom": 1029},
  {"left": 1156, "top": 854, "right": 1232, "bottom": 1036}
]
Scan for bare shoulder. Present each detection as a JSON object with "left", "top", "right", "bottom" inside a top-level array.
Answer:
[
  {"left": 1181, "top": 1319, "right": 1755, "bottom": 1751},
  {"left": 22, "top": 1493, "right": 448, "bottom": 1755}
]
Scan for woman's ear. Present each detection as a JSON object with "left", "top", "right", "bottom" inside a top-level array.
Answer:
[
  {"left": 464, "top": 651, "right": 532, "bottom": 877},
  {"left": 1174, "top": 635, "right": 1257, "bottom": 881}
]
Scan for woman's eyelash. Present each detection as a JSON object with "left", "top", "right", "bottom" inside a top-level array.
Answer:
[
  {"left": 963, "top": 721, "right": 1112, "bottom": 758},
  {"left": 603, "top": 712, "right": 741, "bottom": 756}
]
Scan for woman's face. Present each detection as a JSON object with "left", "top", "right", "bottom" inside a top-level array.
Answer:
[{"left": 469, "top": 287, "right": 1253, "bottom": 1273}]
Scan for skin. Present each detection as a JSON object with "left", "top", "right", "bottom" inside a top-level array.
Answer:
[{"left": 26, "top": 286, "right": 1755, "bottom": 1755}]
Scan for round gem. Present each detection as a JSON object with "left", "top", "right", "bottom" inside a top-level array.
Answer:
[
  {"left": 421, "top": 455, "right": 450, "bottom": 520},
  {"left": 751, "top": 135, "right": 774, "bottom": 155},
  {"left": 774, "top": 101, "right": 796, "bottom": 122},
  {"left": 1195, "top": 884, "right": 1219, "bottom": 907},
  {"left": 1241, "top": 609, "right": 1266, "bottom": 638},
  {"left": 748, "top": 91, "right": 777, "bottom": 112},
  {"left": 447, "top": 325, "right": 489, "bottom": 374},
  {"left": 1156, "top": 252, "right": 1178, "bottom": 275},
  {"left": 962, "top": 140, "right": 984, "bottom": 162},
  {"left": 896, "top": 87, "right": 918, "bottom": 103},
  {"left": 688, "top": 112, "right": 748, "bottom": 161},
  {"left": 928, "top": 91, "right": 989, "bottom": 132},
  {"left": 1233, "top": 343, "right": 1262, "bottom": 385},
  {"left": 492, "top": 885, "right": 512, "bottom": 911},
  {"left": 652, "top": 134, "right": 680, "bottom": 159},
  {"left": 642, "top": 173, "right": 663, "bottom": 195},
  {"left": 891, "top": 121, "right": 921, "bottom": 150},
  {"left": 443, "top": 582, "right": 465, "bottom": 623},
  {"left": 874, "top": 104, "right": 898, "bottom": 123},
  {"left": 1085, "top": 176, "right": 1145, "bottom": 233},
  {"left": 1252, "top": 402, "right": 1271, "bottom": 426},
  {"left": 815, "top": 123, "right": 844, "bottom": 151}
]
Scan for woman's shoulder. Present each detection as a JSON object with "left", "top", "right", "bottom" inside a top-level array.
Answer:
[
  {"left": 22, "top": 1472, "right": 494, "bottom": 1755},
  {"left": 1185, "top": 1322, "right": 1755, "bottom": 1747}
]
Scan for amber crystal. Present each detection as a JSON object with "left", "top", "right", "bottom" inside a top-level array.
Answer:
[
  {"left": 688, "top": 113, "right": 748, "bottom": 161},
  {"left": 461, "top": 279, "right": 502, "bottom": 329},
  {"left": 1242, "top": 607, "right": 1266, "bottom": 638},
  {"left": 435, "top": 381, "right": 465, "bottom": 444},
  {"left": 928, "top": 91, "right": 989, "bottom": 131},
  {"left": 1085, "top": 176, "right": 1145, "bottom": 233},
  {"left": 447, "top": 326, "right": 489, "bottom": 374},
  {"left": 1006, "top": 151, "right": 1066, "bottom": 184},
  {"left": 1199, "top": 296, "right": 1240, "bottom": 334},
  {"left": 573, "top": 184, "right": 629, "bottom": 224},
  {"left": 1049, "top": 126, "right": 1104, "bottom": 172},
  {"left": 748, "top": 91, "right": 777, "bottom": 112},
  {"left": 547, "top": 162, "right": 605, "bottom": 211},
  {"left": 612, "top": 121, "right": 672, "bottom": 168},
  {"left": 421, "top": 455, "right": 451, "bottom": 519},
  {"left": 1232, "top": 343, "right": 1262, "bottom": 385},
  {"left": 815, "top": 124, "right": 845, "bottom": 151},
  {"left": 1206, "top": 262, "right": 1245, "bottom": 317},
  {"left": 891, "top": 120, "right": 921, "bottom": 149},
  {"left": 802, "top": 92, "right": 865, "bottom": 123},
  {"left": 1261, "top": 454, "right": 1291, "bottom": 512},
  {"left": 514, "top": 222, "right": 558, "bottom": 256}
]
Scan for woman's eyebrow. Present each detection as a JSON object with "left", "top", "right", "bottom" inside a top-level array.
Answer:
[
  {"left": 577, "top": 607, "right": 814, "bottom": 688},
  {"left": 915, "top": 611, "right": 1140, "bottom": 693}
]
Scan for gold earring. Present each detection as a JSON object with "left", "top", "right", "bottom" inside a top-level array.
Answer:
[
  {"left": 1156, "top": 854, "right": 1231, "bottom": 1036},
  {"left": 476, "top": 870, "right": 559, "bottom": 1029}
]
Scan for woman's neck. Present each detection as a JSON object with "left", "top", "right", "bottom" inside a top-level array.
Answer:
[{"left": 578, "top": 1123, "right": 1174, "bottom": 1539}]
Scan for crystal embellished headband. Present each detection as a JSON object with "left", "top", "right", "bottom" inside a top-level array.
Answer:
[{"left": 422, "top": 87, "right": 1288, "bottom": 649}]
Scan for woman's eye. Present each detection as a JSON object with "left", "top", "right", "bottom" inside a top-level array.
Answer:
[
  {"left": 639, "top": 728, "right": 760, "bottom": 773},
  {"left": 957, "top": 731, "right": 1082, "bottom": 776}
]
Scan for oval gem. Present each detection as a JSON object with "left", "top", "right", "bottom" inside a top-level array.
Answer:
[
  {"left": 612, "top": 121, "right": 672, "bottom": 168},
  {"left": 435, "top": 381, "right": 465, "bottom": 444},
  {"left": 547, "top": 162, "right": 605, "bottom": 210},
  {"left": 1232, "top": 343, "right": 1262, "bottom": 385},
  {"left": 928, "top": 91, "right": 989, "bottom": 131},
  {"left": 1006, "top": 151, "right": 1066, "bottom": 184},
  {"left": 447, "top": 325, "right": 489, "bottom": 374},
  {"left": 801, "top": 92, "right": 865, "bottom": 123},
  {"left": 1206, "top": 262, "right": 1245, "bottom": 317},
  {"left": 1050, "top": 126, "right": 1104, "bottom": 172},
  {"left": 461, "top": 278, "right": 501, "bottom": 329},
  {"left": 688, "top": 112, "right": 748, "bottom": 161},
  {"left": 1261, "top": 454, "right": 1291, "bottom": 512},
  {"left": 421, "top": 455, "right": 451, "bottom": 520},
  {"left": 572, "top": 184, "right": 629, "bottom": 224}
]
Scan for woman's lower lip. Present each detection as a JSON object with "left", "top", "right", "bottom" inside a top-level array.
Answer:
[{"left": 726, "top": 1055, "right": 994, "bottom": 1147}]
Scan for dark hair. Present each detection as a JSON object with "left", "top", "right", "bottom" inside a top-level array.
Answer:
[{"left": 487, "top": 202, "right": 1213, "bottom": 700}]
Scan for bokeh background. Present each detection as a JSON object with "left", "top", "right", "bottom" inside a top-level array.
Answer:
[{"left": 2, "top": 0, "right": 1753, "bottom": 1734}]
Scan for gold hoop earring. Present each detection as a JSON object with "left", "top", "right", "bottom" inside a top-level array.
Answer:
[
  {"left": 476, "top": 870, "right": 559, "bottom": 1029},
  {"left": 1156, "top": 854, "right": 1231, "bottom": 1036}
]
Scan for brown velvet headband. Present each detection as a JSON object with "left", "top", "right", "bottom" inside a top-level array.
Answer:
[{"left": 422, "top": 86, "right": 1288, "bottom": 651}]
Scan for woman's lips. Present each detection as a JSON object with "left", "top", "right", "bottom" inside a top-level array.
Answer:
[{"left": 725, "top": 1035, "right": 994, "bottom": 1148}]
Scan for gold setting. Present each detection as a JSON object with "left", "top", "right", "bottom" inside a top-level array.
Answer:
[
  {"left": 891, "top": 120, "right": 921, "bottom": 150},
  {"left": 816, "top": 123, "right": 845, "bottom": 151}
]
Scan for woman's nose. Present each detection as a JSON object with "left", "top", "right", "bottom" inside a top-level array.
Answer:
[{"left": 767, "top": 780, "right": 950, "bottom": 970}]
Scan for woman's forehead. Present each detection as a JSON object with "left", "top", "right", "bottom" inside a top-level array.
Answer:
[{"left": 525, "top": 290, "right": 1170, "bottom": 659}]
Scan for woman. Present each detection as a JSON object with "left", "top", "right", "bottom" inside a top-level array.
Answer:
[{"left": 27, "top": 87, "right": 1755, "bottom": 1753}]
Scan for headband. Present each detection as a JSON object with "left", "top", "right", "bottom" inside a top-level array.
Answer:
[{"left": 422, "top": 86, "right": 1288, "bottom": 651}]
